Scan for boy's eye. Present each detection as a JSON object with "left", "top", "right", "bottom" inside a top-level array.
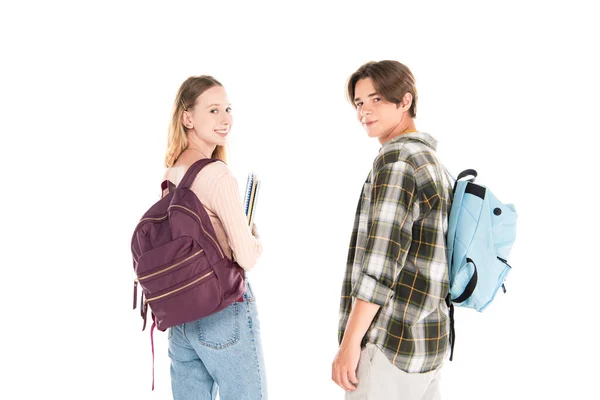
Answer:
[
  {"left": 356, "top": 102, "right": 363, "bottom": 107},
  {"left": 210, "top": 109, "right": 218, "bottom": 114},
  {"left": 226, "top": 107, "right": 232, "bottom": 113},
  {"left": 373, "top": 97, "right": 381, "bottom": 102}
]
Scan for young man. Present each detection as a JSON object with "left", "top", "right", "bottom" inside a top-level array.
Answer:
[{"left": 332, "top": 61, "right": 453, "bottom": 400}]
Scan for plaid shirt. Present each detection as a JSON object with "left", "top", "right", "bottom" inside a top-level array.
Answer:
[{"left": 338, "top": 132, "right": 453, "bottom": 373}]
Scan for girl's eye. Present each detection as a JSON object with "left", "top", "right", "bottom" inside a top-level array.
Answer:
[
  {"left": 373, "top": 97, "right": 381, "bottom": 102},
  {"left": 356, "top": 102, "right": 363, "bottom": 107},
  {"left": 210, "top": 109, "right": 218, "bottom": 114}
]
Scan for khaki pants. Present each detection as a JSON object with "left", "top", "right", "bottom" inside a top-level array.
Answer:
[{"left": 345, "top": 344, "right": 442, "bottom": 400}]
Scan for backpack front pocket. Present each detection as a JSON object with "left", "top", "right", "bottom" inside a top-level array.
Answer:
[
  {"left": 137, "top": 237, "right": 209, "bottom": 294},
  {"left": 146, "top": 269, "right": 221, "bottom": 330}
]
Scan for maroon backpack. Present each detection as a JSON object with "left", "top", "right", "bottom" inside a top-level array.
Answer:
[{"left": 131, "top": 158, "right": 245, "bottom": 332}]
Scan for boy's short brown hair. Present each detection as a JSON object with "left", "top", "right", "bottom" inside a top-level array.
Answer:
[{"left": 347, "top": 60, "right": 418, "bottom": 118}]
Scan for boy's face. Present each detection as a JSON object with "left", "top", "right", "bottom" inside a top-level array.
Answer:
[{"left": 353, "top": 78, "right": 406, "bottom": 142}]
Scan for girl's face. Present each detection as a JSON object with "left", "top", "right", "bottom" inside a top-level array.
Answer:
[{"left": 184, "top": 85, "right": 233, "bottom": 148}]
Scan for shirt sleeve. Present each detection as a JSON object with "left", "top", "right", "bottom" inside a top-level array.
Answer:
[
  {"left": 211, "top": 171, "right": 263, "bottom": 270},
  {"left": 351, "top": 161, "right": 417, "bottom": 306}
]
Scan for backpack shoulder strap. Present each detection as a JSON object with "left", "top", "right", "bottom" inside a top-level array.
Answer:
[
  {"left": 178, "top": 158, "right": 221, "bottom": 189},
  {"left": 160, "top": 180, "right": 176, "bottom": 198}
]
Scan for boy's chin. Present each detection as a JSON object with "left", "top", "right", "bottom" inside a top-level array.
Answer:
[{"left": 366, "top": 130, "right": 381, "bottom": 139}]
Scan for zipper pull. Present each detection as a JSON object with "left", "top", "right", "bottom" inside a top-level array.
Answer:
[
  {"left": 133, "top": 280, "right": 138, "bottom": 310},
  {"left": 142, "top": 301, "right": 148, "bottom": 331},
  {"left": 502, "top": 283, "right": 507, "bottom": 294}
]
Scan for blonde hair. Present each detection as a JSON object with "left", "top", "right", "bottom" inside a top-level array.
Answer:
[{"left": 164, "top": 75, "right": 229, "bottom": 168}]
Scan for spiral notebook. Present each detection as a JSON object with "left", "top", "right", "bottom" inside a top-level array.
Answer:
[{"left": 243, "top": 172, "right": 261, "bottom": 226}]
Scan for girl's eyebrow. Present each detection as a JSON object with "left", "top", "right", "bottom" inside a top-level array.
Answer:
[{"left": 206, "top": 103, "right": 232, "bottom": 108}]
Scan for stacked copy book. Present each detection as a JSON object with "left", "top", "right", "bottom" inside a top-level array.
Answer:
[{"left": 243, "top": 172, "right": 261, "bottom": 226}]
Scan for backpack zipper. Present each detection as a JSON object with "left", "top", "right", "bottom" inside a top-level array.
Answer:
[
  {"left": 137, "top": 214, "right": 168, "bottom": 225},
  {"left": 134, "top": 248, "right": 205, "bottom": 309},
  {"left": 168, "top": 204, "right": 225, "bottom": 259},
  {"left": 137, "top": 249, "right": 204, "bottom": 282},
  {"left": 144, "top": 270, "right": 215, "bottom": 304}
]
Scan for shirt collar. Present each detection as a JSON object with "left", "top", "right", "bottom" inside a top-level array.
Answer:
[{"left": 381, "top": 131, "right": 438, "bottom": 151}]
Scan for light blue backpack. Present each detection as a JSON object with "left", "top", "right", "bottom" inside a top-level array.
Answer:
[{"left": 445, "top": 169, "right": 517, "bottom": 360}]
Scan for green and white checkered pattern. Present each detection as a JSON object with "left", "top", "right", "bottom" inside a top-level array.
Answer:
[{"left": 339, "top": 132, "right": 453, "bottom": 373}]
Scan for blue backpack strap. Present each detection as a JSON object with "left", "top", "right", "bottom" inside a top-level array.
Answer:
[
  {"left": 451, "top": 258, "right": 478, "bottom": 303},
  {"left": 446, "top": 295, "right": 455, "bottom": 361},
  {"left": 446, "top": 169, "right": 478, "bottom": 362}
]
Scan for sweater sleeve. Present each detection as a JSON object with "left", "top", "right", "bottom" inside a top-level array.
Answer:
[{"left": 211, "top": 171, "right": 263, "bottom": 270}]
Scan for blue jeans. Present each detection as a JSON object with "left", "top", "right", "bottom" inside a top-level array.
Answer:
[{"left": 168, "top": 281, "right": 267, "bottom": 399}]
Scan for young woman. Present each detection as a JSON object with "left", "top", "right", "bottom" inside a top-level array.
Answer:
[{"left": 162, "top": 75, "right": 266, "bottom": 400}]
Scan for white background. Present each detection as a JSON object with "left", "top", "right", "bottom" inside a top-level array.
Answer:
[{"left": 1, "top": 1, "right": 599, "bottom": 399}]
